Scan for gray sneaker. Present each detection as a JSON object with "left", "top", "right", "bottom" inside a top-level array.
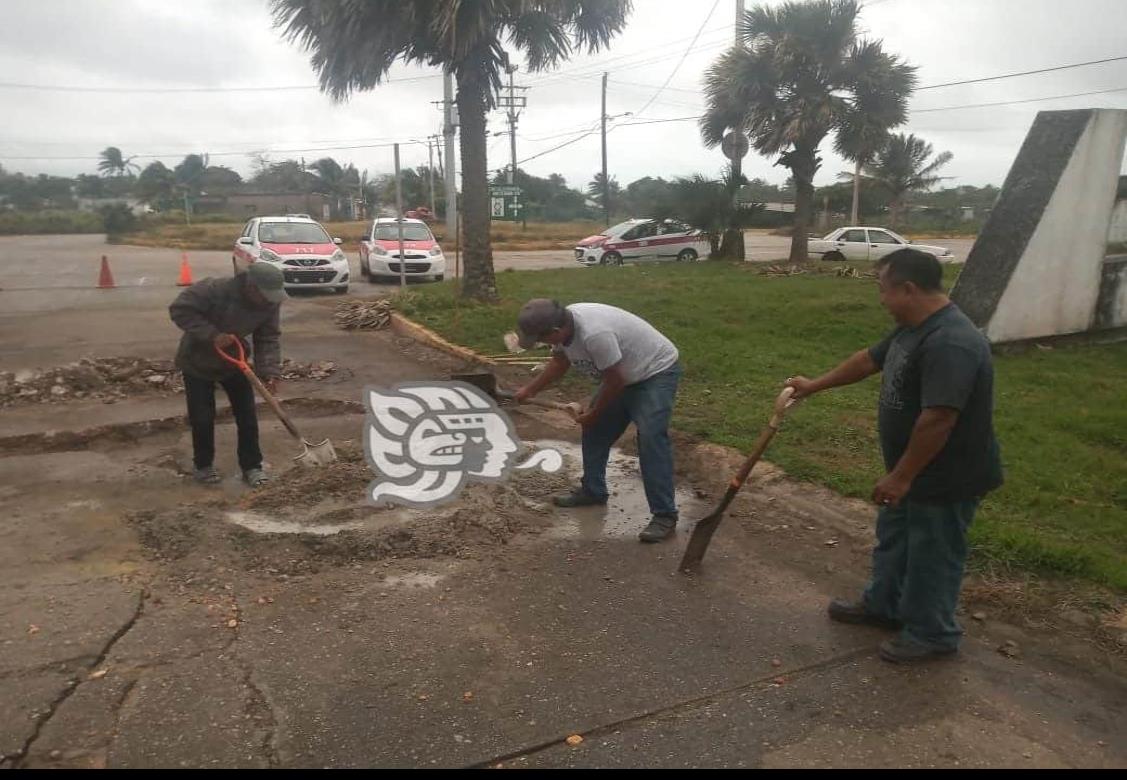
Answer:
[
  {"left": 243, "top": 468, "right": 269, "bottom": 488},
  {"left": 193, "top": 466, "right": 221, "bottom": 485},
  {"left": 638, "top": 514, "right": 678, "bottom": 543}
]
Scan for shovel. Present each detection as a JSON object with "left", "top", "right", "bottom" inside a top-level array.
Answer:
[
  {"left": 215, "top": 338, "right": 338, "bottom": 467},
  {"left": 452, "top": 372, "right": 583, "bottom": 418},
  {"left": 679, "top": 386, "right": 799, "bottom": 573}
]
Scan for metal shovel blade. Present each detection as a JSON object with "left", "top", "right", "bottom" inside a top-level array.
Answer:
[{"left": 294, "top": 438, "right": 338, "bottom": 467}]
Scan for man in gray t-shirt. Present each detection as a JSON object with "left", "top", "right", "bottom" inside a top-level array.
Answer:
[{"left": 514, "top": 299, "right": 683, "bottom": 542}]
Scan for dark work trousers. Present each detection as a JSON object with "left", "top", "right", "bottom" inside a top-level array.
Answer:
[{"left": 183, "top": 371, "right": 262, "bottom": 472}]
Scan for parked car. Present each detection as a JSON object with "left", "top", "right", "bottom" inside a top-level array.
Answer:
[
  {"left": 574, "top": 218, "right": 709, "bottom": 266},
  {"left": 231, "top": 215, "right": 349, "bottom": 294},
  {"left": 808, "top": 226, "right": 956, "bottom": 263},
  {"left": 359, "top": 217, "right": 446, "bottom": 283}
]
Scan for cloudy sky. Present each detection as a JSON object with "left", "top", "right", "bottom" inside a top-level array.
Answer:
[{"left": 2, "top": 0, "right": 1127, "bottom": 192}]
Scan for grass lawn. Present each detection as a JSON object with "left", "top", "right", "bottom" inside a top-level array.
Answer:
[{"left": 398, "top": 261, "right": 1127, "bottom": 591}]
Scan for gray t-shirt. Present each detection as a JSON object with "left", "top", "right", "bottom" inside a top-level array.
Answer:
[
  {"left": 555, "top": 303, "right": 679, "bottom": 385},
  {"left": 869, "top": 303, "right": 1003, "bottom": 503}
]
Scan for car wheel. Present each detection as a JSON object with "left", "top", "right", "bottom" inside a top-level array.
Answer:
[
  {"left": 676, "top": 249, "right": 698, "bottom": 263},
  {"left": 602, "top": 251, "right": 623, "bottom": 266},
  {"left": 334, "top": 286, "right": 348, "bottom": 294},
  {"left": 359, "top": 254, "right": 369, "bottom": 279},
  {"left": 434, "top": 274, "right": 445, "bottom": 282},
  {"left": 231, "top": 257, "right": 239, "bottom": 276},
  {"left": 824, "top": 251, "right": 845, "bottom": 262}
]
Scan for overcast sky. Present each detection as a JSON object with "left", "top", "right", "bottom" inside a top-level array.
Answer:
[{"left": 2, "top": 0, "right": 1127, "bottom": 192}]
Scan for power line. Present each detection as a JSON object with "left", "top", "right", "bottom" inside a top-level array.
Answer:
[
  {"left": 0, "top": 139, "right": 427, "bottom": 162},
  {"left": 0, "top": 74, "right": 441, "bottom": 94},
  {"left": 918, "top": 54, "right": 1127, "bottom": 90},
  {"left": 914, "top": 84, "right": 1127, "bottom": 112},
  {"left": 634, "top": 0, "right": 722, "bottom": 118}
]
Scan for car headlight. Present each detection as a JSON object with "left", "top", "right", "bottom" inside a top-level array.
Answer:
[
  {"left": 429, "top": 247, "right": 442, "bottom": 257},
  {"left": 332, "top": 249, "right": 346, "bottom": 262},
  {"left": 260, "top": 249, "right": 281, "bottom": 263},
  {"left": 372, "top": 245, "right": 388, "bottom": 256}
]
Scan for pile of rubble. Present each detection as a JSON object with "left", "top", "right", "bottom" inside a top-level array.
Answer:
[
  {"left": 0, "top": 357, "right": 337, "bottom": 408},
  {"left": 334, "top": 299, "right": 393, "bottom": 330}
]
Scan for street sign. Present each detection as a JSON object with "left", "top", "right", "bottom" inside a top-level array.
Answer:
[
  {"left": 489, "top": 185, "right": 523, "bottom": 221},
  {"left": 721, "top": 132, "right": 750, "bottom": 161}
]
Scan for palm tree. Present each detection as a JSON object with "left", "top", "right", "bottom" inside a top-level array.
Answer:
[
  {"left": 586, "top": 172, "right": 621, "bottom": 216},
  {"left": 701, "top": 0, "right": 915, "bottom": 264},
  {"left": 309, "top": 157, "right": 354, "bottom": 217},
  {"left": 661, "top": 172, "right": 762, "bottom": 259},
  {"left": 97, "top": 146, "right": 139, "bottom": 178},
  {"left": 863, "top": 133, "right": 953, "bottom": 227},
  {"left": 272, "top": 0, "right": 632, "bottom": 301},
  {"left": 834, "top": 41, "right": 915, "bottom": 225}
]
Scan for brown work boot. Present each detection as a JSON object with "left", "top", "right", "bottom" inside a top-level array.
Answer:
[
  {"left": 553, "top": 488, "right": 608, "bottom": 508},
  {"left": 638, "top": 514, "right": 678, "bottom": 543},
  {"left": 827, "top": 599, "right": 902, "bottom": 630}
]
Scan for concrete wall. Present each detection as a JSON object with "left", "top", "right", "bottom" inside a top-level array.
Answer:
[
  {"left": 1096, "top": 255, "right": 1127, "bottom": 329},
  {"left": 952, "top": 109, "right": 1127, "bottom": 343},
  {"left": 1109, "top": 199, "right": 1127, "bottom": 245}
]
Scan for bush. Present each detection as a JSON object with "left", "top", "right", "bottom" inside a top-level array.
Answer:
[
  {"left": 0, "top": 210, "right": 104, "bottom": 235},
  {"left": 99, "top": 204, "right": 138, "bottom": 237}
]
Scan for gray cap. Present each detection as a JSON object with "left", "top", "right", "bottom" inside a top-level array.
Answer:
[
  {"left": 246, "top": 261, "right": 288, "bottom": 304},
  {"left": 516, "top": 298, "right": 565, "bottom": 349}
]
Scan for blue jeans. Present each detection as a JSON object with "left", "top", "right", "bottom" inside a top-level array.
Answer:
[
  {"left": 863, "top": 498, "right": 979, "bottom": 650},
  {"left": 581, "top": 364, "right": 681, "bottom": 517}
]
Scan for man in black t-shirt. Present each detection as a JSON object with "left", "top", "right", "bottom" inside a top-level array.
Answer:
[{"left": 786, "top": 249, "right": 1003, "bottom": 664}]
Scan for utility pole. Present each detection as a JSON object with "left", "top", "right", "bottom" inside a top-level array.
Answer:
[
  {"left": 736, "top": 0, "right": 745, "bottom": 44},
  {"left": 442, "top": 69, "right": 458, "bottom": 242},
  {"left": 498, "top": 62, "right": 527, "bottom": 185},
  {"left": 601, "top": 72, "right": 609, "bottom": 227},
  {"left": 431, "top": 134, "right": 444, "bottom": 180},
  {"left": 427, "top": 137, "right": 436, "bottom": 217},
  {"left": 393, "top": 143, "right": 406, "bottom": 290}
]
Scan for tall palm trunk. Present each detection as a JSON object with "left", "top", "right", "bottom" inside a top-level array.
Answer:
[
  {"left": 787, "top": 144, "right": 819, "bottom": 265},
  {"left": 889, "top": 196, "right": 903, "bottom": 228},
  {"left": 850, "top": 158, "right": 862, "bottom": 225},
  {"left": 455, "top": 70, "right": 498, "bottom": 301}
]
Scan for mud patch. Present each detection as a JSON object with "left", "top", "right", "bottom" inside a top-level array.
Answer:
[{"left": 126, "top": 441, "right": 576, "bottom": 574}]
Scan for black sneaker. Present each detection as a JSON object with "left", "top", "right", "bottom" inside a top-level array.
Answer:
[
  {"left": 193, "top": 466, "right": 221, "bottom": 485},
  {"left": 827, "top": 599, "right": 902, "bottom": 630},
  {"left": 552, "top": 489, "right": 608, "bottom": 508},
  {"left": 638, "top": 514, "right": 678, "bottom": 543},
  {"left": 879, "top": 636, "right": 958, "bottom": 664}
]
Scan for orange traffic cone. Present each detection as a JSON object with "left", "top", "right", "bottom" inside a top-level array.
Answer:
[
  {"left": 96, "top": 255, "right": 115, "bottom": 289},
  {"left": 177, "top": 252, "right": 193, "bottom": 286}
]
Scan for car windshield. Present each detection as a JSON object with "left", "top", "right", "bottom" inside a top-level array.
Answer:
[
  {"left": 604, "top": 220, "right": 643, "bottom": 237},
  {"left": 373, "top": 224, "right": 433, "bottom": 242},
  {"left": 258, "top": 222, "right": 330, "bottom": 244}
]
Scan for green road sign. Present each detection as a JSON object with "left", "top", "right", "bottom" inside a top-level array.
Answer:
[{"left": 489, "top": 185, "right": 523, "bottom": 221}]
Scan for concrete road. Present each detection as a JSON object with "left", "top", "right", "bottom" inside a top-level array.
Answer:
[{"left": 1, "top": 233, "right": 1123, "bottom": 770}]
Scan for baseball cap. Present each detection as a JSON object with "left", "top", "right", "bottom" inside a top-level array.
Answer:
[
  {"left": 516, "top": 298, "right": 565, "bottom": 349},
  {"left": 246, "top": 261, "right": 288, "bottom": 304}
]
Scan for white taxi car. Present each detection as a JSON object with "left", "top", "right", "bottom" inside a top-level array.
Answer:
[
  {"left": 359, "top": 217, "right": 446, "bottom": 283},
  {"left": 808, "top": 227, "right": 956, "bottom": 263},
  {"left": 575, "top": 218, "right": 709, "bottom": 266},
  {"left": 232, "top": 215, "right": 350, "bottom": 293}
]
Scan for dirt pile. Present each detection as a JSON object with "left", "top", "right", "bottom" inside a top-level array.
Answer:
[{"left": 0, "top": 357, "right": 337, "bottom": 408}]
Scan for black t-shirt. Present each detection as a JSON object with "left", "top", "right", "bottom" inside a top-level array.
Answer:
[{"left": 869, "top": 303, "right": 1004, "bottom": 503}]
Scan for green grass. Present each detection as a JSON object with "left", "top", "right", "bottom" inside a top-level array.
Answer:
[{"left": 399, "top": 261, "right": 1127, "bottom": 591}]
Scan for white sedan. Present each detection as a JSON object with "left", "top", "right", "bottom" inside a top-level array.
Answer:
[
  {"left": 809, "top": 227, "right": 956, "bottom": 263},
  {"left": 232, "top": 215, "right": 350, "bottom": 293}
]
